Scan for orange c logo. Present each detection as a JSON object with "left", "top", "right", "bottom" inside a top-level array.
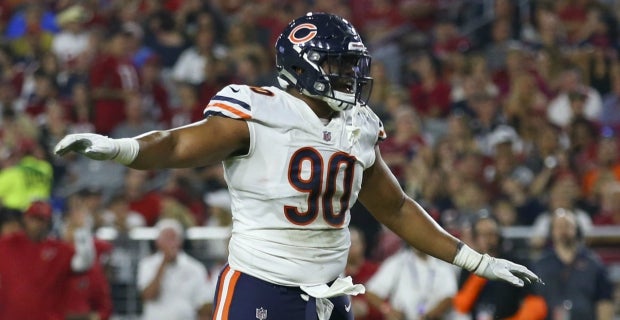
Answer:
[{"left": 288, "top": 23, "right": 318, "bottom": 44}]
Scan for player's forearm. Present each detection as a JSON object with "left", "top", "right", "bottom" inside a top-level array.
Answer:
[
  {"left": 129, "top": 130, "right": 178, "bottom": 169},
  {"left": 359, "top": 151, "right": 461, "bottom": 263},
  {"left": 121, "top": 128, "right": 203, "bottom": 169}
]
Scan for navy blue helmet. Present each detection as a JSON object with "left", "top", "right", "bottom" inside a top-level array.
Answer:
[{"left": 275, "top": 13, "right": 373, "bottom": 111}]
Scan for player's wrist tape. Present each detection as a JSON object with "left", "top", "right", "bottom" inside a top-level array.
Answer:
[
  {"left": 453, "top": 242, "right": 485, "bottom": 272},
  {"left": 112, "top": 138, "right": 140, "bottom": 165}
]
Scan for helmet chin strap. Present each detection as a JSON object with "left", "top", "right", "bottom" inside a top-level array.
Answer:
[
  {"left": 320, "top": 90, "right": 356, "bottom": 111},
  {"left": 301, "top": 88, "right": 355, "bottom": 112},
  {"left": 277, "top": 73, "right": 356, "bottom": 112}
]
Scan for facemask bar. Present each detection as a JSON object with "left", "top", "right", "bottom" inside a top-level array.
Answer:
[{"left": 308, "top": 50, "right": 374, "bottom": 108}]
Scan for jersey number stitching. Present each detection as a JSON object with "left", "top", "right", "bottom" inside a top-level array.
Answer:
[{"left": 284, "top": 147, "right": 356, "bottom": 227}]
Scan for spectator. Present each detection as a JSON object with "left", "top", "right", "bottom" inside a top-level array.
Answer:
[
  {"left": 483, "top": 19, "right": 521, "bottom": 73},
  {"left": 0, "top": 206, "right": 21, "bottom": 237},
  {"left": 531, "top": 177, "right": 593, "bottom": 250},
  {"left": 503, "top": 72, "right": 549, "bottom": 131},
  {"left": 51, "top": 5, "right": 91, "bottom": 68},
  {"left": 593, "top": 181, "right": 620, "bottom": 225},
  {"left": 172, "top": 27, "right": 221, "bottom": 85},
  {"left": 568, "top": 115, "right": 600, "bottom": 176},
  {"left": 453, "top": 213, "right": 547, "bottom": 320},
  {"left": 98, "top": 192, "right": 146, "bottom": 232},
  {"left": 89, "top": 29, "right": 140, "bottom": 134},
  {"left": 143, "top": 11, "right": 188, "bottom": 70},
  {"left": 380, "top": 107, "right": 427, "bottom": 186},
  {"left": 366, "top": 245, "right": 457, "bottom": 320},
  {"left": 139, "top": 55, "right": 172, "bottom": 127},
  {"left": 0, "top": 200, "right": 95, "bottom": 319},
  {"left": 123, "top": 168, "right": 196, "bottom": 228},
  {"left": 124, "top": 168, "right": 163, "bottom": 226},
  {"left": 4, "top": 4, "right": 58, "bottom": 40},
  {"left": 59, "top": 150, "right": 127, "bottom": 200},
  {"left": 99, "top": 198, "right": 143, "bottom": 316},
  {"left": 469, "top": 93, "right": 505, "bottom": 156},
  {"left": 7, "top": 4, "right": 55, "bottom": 61},
  {"left": 61, "top": 193, "right": 114, "bottom": 320},
  {"left": 137, "top": 218, "right": 213, "bottom": 320},
  {"left": 66, "top": 82, "right": 96, "bottom": 134},
  {"left": 24, "top": 71, "right": 59, "bottom": 121},
  {"left": 0, "top": 140, "right": 53, "bottom": 210},
  {"left": 600, "top": 71, "right": 620, "bottom": 128},
  {"left": 547, "top": 68, "right": 602, "bottom": 128},
  {"left": 0, "top": 103, "right": 38, "bottom": 155},
  {"left": 110, "top": 91, "right": 162, "bottom": 139},
  {"left": 233, "top": 52, "right": 276, "bottom": 87},
  {"left": 450, "top": 66, "right": 498, "bottom": 119},
  {"left": 164, "top": 167, "right": 209, "bottom": 226},
  {"left": 484, "top": 125, "right": 532, "bottom": 192},
  {"left": 39, "top": 99, "right": 72, "bottom": 173},
  {"left": 170, "top": 82, "right": 203, "bottom": 128},
  {"left": 533, "top": 209, "right": 614, "bottom": 320},
  {"left": 203, "top": 188, "right": 232, "bottom": 262},
  {"left": 586, "top": 44, "right": 615, "bottom": 97},
  {"left": 582, "top": 131, "right": 620, "bottom": 203},
  {"left": 408, "top": 52, "right": 452, "bottom": 120}
]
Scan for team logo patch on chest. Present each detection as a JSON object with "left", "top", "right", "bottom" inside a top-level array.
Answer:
[
  {"left": 322, "top": 131, "right": 332, "bottom": 142},
  {"left": 256, "top": 307, "right": 268, "bottom": 319}
]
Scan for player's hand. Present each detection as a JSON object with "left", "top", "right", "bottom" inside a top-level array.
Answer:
[
  {"left": 474, "top": 254, "right": 542, "bottom": 287},
  {"left": 54, "top": 133, "right": 119, "bottom": 161}
]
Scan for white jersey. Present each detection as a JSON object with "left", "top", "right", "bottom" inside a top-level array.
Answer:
[{"left": 203, "top": 85, "right": 386, "bottom": 286}]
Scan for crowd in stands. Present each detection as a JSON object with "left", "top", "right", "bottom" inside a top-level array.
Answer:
[{"left": 0, "top": 0, "right": 620, "bottom": 319}]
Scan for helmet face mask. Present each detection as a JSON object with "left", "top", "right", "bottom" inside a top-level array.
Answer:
[{"left": 276, "top": 13, "right": 373, "bottom": 111}]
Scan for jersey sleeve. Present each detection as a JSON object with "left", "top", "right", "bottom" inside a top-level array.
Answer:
[
  {"left": 377, "top": 119, "right": 387, "bottom": 142},
  {"left": 360, "top": 105, "right": 387, "bottom": 143},
  {"left": 203, "top": 85, "right": 253, "bottom": 120}
]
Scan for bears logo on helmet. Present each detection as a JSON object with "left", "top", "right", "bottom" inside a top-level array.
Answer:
[
  {"left": 275, "top": 12, "right": 373, "bottom": 112},
  {"left": 287, "top": 23, "right": 318, "bottom": 44}
]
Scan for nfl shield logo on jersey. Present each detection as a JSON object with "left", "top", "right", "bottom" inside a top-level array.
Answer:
[
  {"left": 323, "top": 131, "right": 332, "bottom": 142},
  {"left": 256, "top": 307, "right": 268, "bottom": 320}
]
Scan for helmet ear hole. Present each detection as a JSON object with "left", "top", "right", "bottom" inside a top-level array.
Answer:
[{"left": 292, "top": 66, "right": 303, "bottom": 75}]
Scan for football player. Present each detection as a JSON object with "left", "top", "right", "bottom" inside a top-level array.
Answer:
[{"left": 55, "top": 12, "right": 540, "bottom": 320}]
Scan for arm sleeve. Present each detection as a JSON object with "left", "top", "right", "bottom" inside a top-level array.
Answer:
[
  {"left": 453, "top": 273, "right": 487, "bottom": 313},
  {"left": 70, "top": 227, "right": 95, "bottom": 272},
  {"left": 203, "top": 85, "right": 253, "bottom": 120},
  {"left": 505, "top": 295, "right": 548, "bottom": 320}
]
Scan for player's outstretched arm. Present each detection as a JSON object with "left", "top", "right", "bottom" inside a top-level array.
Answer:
[
  {"left": 358, "top": 146, "right": 541, "bottom": 287},
  {"left": 54, "top": 116, "right": 250, "bottom": 170}
]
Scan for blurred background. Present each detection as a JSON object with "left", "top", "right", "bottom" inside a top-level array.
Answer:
[{"left": 0, "top": 0, "right": 619, "bottom": 319}]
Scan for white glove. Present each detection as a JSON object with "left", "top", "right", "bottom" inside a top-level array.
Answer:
[
  {"left": 454, "top": 243, "right": 542, "bottom": 287},
  {"left": 54, "top": 133, "right": 139, "bottom": 165},
  {"left": 473, "top": 254, "right": 541, "bottom": 287}
]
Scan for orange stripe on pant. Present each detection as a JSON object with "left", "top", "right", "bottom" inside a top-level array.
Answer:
[{"left": 214, "top": 266, "right": 241, "bottom": 320}]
